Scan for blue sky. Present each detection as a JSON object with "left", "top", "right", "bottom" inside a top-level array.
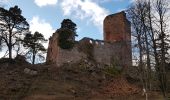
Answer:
[{"left": 1, "top": 0, "right": 132, "bottom": 42}]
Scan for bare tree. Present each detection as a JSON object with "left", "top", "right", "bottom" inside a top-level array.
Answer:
[
  {"left": 127, "top": 1, "right": 150, "bottom": 99},
  {"left": 154, "top": 0, "right": 170, "bottom": 97},
  {"left": 127, "top": 0, "right": 170, "bottom": 99}
]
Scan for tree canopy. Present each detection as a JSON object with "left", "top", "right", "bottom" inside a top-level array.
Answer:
[
  {"left": 23, "top": 31, "right": 47, "bottom": 64},
  {"left": 58, "top": 29, "right": 75, "bottom": 49},
  {"left": 0, "top": 5, "right": 29, "bottom": 59},
  {"left": 61, "top": 19, "right": 77, "bottom": 34},
  {"left": 58, "top": 19, "right": 77, "bottom": 49}
]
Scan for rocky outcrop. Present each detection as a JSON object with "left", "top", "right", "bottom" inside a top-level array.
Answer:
[{"left": 24, "top": 68, "right": 38, "bottom": 76}]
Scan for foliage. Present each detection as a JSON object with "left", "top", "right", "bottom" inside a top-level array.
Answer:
[
  {"left": 58, "top": 19, "right": 77, "bottom": 49},
  {"left": 0, "top": 5, "right": 29, "bottom": 59},
  {"left": 104, "top": 57, "right": 122, "bottom": 76},
  {"left": 104, "top": 65, "right": 121, "bottom": 77},
  {"left": 23, "top": 31, "right": 47, "bottom": 64},
  {"left": 58, "top": 29, "right": 75, "bottom": 49},
  {"left": 61, "top": 19, "right": 77, "bottom": 34}
]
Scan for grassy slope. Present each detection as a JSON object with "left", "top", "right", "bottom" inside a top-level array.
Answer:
[{"left": 0, "top": 62, "right": 168, "bottom": 100}]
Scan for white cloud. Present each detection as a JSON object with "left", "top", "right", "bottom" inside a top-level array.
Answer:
[
  {"left": 60, "top": 0, "right": 109, "bottom": 30},
  {"left": 0, "top": 0, "right": 10, "bottom": 3},
  {"left": 93, "top": 0, "right": 112, "bottom": 3},
  {"left": 29, "top": 16, "right": 55, "bottom": 48},
  {"left": 0, "top": 51, "right": 5, "bottom": 58},
  {"left": 34, "top": 0, "right": 58, "bottom": 7}
]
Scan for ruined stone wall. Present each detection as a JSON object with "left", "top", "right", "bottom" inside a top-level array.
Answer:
[
  {"left": 46, "top": 35, "right": 125, "bottom": 66},
  {"left": 103, "top": 11, "right": 132, "bottom": 67},
  {"left": 85, "top": 39, "right": 123, "bottom": 65},
  {"left": 46, "top": 31, "right": 86, "bottom": 66},
  {"left": 46, "top": 32, "right": 59, "bottom": 64},
  {"left": 46, "top": 11, "right": 132, "bottom": 67},
  {"left": 56, "top": 46, "right": 86, "bottom": 66}
]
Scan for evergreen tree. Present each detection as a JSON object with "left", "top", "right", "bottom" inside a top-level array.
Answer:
[
  {"left": 58, "top": 19, "right": 77, "bottom": 49},
  {"left": 23, "top": 32, "right": 47, "bottom": 64},
  {"left": 0, "top": 5, "right": 29, "bottom": 59},
  {"left": 61, "top": 19, "right": 77, "bottom": 34}
]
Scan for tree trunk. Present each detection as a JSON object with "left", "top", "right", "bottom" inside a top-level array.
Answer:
[
  {"left": 8, "top": 30, "right": 12, "bottom": 59},
  {"left": 32, "top": 50, "right": 35, "bottom": 65},
  {"left": 156, "top": 0, "right": 168, "bottom": 97}
]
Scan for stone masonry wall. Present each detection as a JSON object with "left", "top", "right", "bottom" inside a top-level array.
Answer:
[
  {"left": 56, "top": 46, "right": 87, "bottom": 66},
  {"left": 46, "top": 11, "right": 132, "bottom": 67},
  {"left": 103, "top": 11, "right": 132, "bottom": 67},
  {"left": 104, "top": 11, "right": 131, "bottom": 42},
  {"left": 47, "top": 35, "right": 127, "bottom": 67},
  {"left": 46, "top": 32, "right": 59, "bottom": 64},
  {"left": 46, "top": 32, "right": 87, "bottom": 66},
  {"left": 79, "top": 38, "right": 124, "bottom": 65}
]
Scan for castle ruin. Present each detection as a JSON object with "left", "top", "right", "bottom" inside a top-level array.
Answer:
[{"left": 46, "top": 11, "right": 132, "bottom": 67}]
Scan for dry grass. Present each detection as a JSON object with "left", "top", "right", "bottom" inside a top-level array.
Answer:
[{"left": 0, "top": 61, "right": 169, "bottom": 100}]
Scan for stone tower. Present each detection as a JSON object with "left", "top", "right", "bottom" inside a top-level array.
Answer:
[
  {"left": 103, "top": 11, "right": 132, "bottom": 67},
  {"left": 46, "top": 11, "right": 132, "bottom": 67},
  {"left": 104, "top": 11, "right": 131, "bottom": 43}
]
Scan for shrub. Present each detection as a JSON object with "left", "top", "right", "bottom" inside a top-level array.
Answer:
[{"left": 104, "top": 65, "right": 121, "bottom": 77}]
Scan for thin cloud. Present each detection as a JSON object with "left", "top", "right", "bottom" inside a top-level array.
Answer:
[{"left": 34, "top": 0, "right": 58, "bottom": 7}]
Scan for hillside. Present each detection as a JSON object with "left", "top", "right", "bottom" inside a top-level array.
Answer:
[{"left": 0, "top": 58, "right": 166, "bottom": 100}]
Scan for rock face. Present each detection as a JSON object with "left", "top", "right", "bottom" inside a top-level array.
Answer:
[{"left": 46, "top": 11, "right": 132, "bottom": 67}]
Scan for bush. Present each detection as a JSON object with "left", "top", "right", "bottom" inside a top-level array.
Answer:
[
  {"left": 14, "top": 55, "right": 28, "bottom": 64},
  {"left": 104, "top": 65, "right": 121, "bottom": 77}
]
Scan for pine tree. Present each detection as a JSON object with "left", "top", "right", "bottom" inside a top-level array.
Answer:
[
  {"left": 23, "top": 32, "right": 47, "bottom": 64},
  {"left": 0, "top": 5, "right": 29, "bottom": 59}
]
